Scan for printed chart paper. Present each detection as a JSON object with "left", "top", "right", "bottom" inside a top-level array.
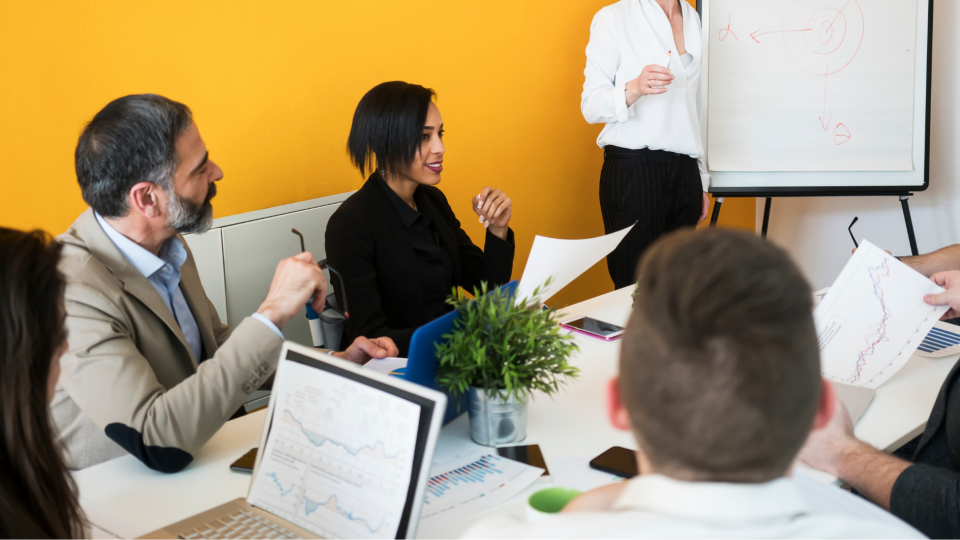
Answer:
[
  {"left": 707, "top": 0, "right": 917, "bottom": 171},
  {"left": 915, "top": 321, "right": 960, "bottom": 358},
  {"left": 417, "top": 447, "right": 543, "bottom": 532},
  {"left": 517, "top": 224, "right": 634, "bottom": 305},
  {"left": 247, "top": 361, "right": 422, "bottom": 539},
  {"left": 814, "top": 240, "right": 946, "bottom": 389}
]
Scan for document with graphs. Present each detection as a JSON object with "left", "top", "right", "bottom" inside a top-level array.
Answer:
[
  {"left": 815, "top": 240, "right": 947, "bottom": 389},
  {"left": 247, "top": 360, "right": 421, "bottom": 539}
]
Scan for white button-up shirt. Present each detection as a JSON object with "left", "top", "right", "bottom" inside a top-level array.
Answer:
[
  {"left": 582, "top": 0, "right": 709, "bottom": 191},
  {"left": 464, "top": 472, "right": 923, "bottom": 538},
  {"left": 95, "top": 213, "right": 282, "bottom": 364}
]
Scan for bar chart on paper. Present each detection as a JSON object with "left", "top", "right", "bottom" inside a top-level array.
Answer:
[
  {"left": 247, "top": 361, "right": 422, "bottom": 539},
  {"left": 916, "top": 321, "right": 960, "bottom": 358},
  {"left": 815, "top": 241, "right": 947, "bottom": 389},
  {"left": 417, "top": 448, "right": 543, "bottom": 531}
]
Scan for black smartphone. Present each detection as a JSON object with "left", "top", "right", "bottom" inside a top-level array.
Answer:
[
  {"left": 497, "top": 444, "right": 550, "bottom": 477},
  {"left": 230, "top": 448, "right": 258, "bottom": 474},
  {"left": 589, "top": 446, "right": 637, "bottom": 478}
]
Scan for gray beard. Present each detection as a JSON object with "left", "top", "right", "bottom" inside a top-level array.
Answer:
[{"left": 166, "top": 185, "right": 215, "bottom": 234}]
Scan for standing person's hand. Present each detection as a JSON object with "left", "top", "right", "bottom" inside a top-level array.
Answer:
[
  {"left": 256, "top": 252, "right": 327, "bottom": 330},
  {"left": 625, "top": 65, "right": 674, "bottom": 106},
  {"left": 473, "top": 188, "right": 513, "bottom": 241},
  {"left": 698, "top": 192, "right": 710, "bottom": 225},
  {"left": 925, "top": 270, "right": 960, "bottom": 319}
]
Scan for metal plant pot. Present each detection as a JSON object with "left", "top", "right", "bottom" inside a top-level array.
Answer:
[{"left": 467, "top": 387, "right": 528, "bottom": 446}]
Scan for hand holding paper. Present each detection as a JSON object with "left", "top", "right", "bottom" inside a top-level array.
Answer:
[{"left": 815, "top": 240, "right": 947, "bottom": 389}]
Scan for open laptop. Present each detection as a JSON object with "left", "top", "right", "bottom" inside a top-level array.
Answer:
[{"left": 142, "top": 342, "right": 447, "bottom": 539}]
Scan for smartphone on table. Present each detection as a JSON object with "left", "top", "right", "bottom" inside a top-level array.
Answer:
[
  {"left": 229, "top": 448, "right": 258, "bottom": 474},
  {"left": 560, "top": 317, "right": 625, "bottom": 341},
  {"left": 589, "top": 446, "right": 637, "bottom": 478},
  {"left": 497, "top": 444, "right": 550, "bottom": 480}
]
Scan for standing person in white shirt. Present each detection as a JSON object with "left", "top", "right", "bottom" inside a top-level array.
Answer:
[
  {"left": 464, "top": 229, "right": 922, "bottom": 539},
  {"left": 582, "top": 0, "right": 710, "bottom": 289}
]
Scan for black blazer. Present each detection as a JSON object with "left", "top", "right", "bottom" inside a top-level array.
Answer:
[
  {"left": 325, "top": 175, "right": 515, "bottom": 356},
  {"left": 891, "top": 358, "right": 960, "bottom": 537}
]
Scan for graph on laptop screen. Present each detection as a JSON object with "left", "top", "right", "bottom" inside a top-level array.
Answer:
[{"left": 247, "top": 361, "right": 421, "bottom": 539}]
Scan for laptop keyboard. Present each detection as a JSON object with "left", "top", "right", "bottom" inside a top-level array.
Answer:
[{"left": 178, "top": 509, "right": 304, "bottom": 539}]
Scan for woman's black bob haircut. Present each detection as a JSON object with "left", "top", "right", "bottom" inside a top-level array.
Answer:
[{"left": 347, "top": 81, "right": 437, "bottom": 177}]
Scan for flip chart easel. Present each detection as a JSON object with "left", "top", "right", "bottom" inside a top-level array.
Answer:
[{"left": 699, "top": 0, "right": 933, "bottom": 256}]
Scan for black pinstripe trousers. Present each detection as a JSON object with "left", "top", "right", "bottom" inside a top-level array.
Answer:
[{"left": 599, "top": 146, "right": 703, "bottom": 289}]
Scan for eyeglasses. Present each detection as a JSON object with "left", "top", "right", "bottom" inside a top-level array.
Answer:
[
  {"left": 848, "top": 217, "right": 859, "bottom": 249},
  {"left": 291, "top": 229, "right": 349, "bottom": 324}
]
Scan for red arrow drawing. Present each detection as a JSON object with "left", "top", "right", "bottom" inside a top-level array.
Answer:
[
  {"left": 750, "top": 27, "right": 812, "bottom": 43},
  {"left": 835, "top": 123, "right": 852, "bottom": 144},
  {"left": 819, "top": 65, "right": 832, "bottom": 131}
]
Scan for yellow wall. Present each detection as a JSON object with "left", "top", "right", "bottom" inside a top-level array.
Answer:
[{"left": 0, "top": 0, "right": 753, "bottom": 307}]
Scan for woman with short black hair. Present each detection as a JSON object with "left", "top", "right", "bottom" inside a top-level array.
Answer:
[
  {"left": 326, "top": 81, "right": 516, "bottom": 356},
  {"left": 0, "top": 228, "right": 85, "bottom": 538}
]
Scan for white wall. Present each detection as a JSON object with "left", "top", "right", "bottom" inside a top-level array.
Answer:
[{"left": 763, "top": 0, "right": 960, "bottom": 289}]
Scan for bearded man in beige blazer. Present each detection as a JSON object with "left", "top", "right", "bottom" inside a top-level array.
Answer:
[{"left": 52, "top": 94, "right": 397, "bottom": 472}]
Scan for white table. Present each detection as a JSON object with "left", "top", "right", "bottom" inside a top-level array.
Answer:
[{"left": 75, "top": 287, "right": 959, "bottom": 538}]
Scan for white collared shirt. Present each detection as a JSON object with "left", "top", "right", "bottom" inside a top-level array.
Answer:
[
  {"left": 95, "top": 213, "right": 283, "bottom": 363},
  {"left": 582, "top": 0, "right": 709, "bottom": 191},
  {"left": 463, "top": 472, "right": 924, "bottom": 538}
]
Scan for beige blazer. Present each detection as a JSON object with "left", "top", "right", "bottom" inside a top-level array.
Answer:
[{"left": 52, "top": 209, "right": 283, "bottom": 471}]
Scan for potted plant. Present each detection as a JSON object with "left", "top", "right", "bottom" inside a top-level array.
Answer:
[{"left": 435, "top": 280, "right": 580, "bottom": 446}]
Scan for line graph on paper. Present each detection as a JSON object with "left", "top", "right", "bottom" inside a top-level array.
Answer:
[
  {"left": 246, "top": 361, "right": 422, "bottom": 539},
  {"left": 850, "top": 258, "right": 894, "bottom": 383},
  {"left": 815, "top": 241, "right": 947, "bottom": 389}
]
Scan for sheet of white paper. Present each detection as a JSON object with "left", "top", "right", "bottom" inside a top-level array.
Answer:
[
  {"left": 814, "top": 240, "right": 947, "bottom": 389},
  {"left": 417, "top": 447, "right": 544, "bottom": 532},
  {"left": 707, "top": 0, "right": 917, "bottom": 171},
  {"left": 517, "top": 224, "right": 634, "bottom": 305},
  {"left": 362, "top": 356, "right": 408, "bottom": 374},
  {"left": 915, "top": 321, "right": 960, "bottom": 358}
]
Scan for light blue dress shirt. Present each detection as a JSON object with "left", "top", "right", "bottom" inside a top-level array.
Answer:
[{"left": 95, "top": 213, "right": 283, "bottom": 364}]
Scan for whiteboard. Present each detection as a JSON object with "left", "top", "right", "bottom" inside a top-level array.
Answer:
[{"left": 700, "top": 0, "right": 932, "bottom": 194}]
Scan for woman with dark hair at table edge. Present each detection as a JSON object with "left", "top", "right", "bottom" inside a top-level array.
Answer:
[
  {"left": 325, "top": 81, "right": 516, "bottom": 356},
  {"left": 0, "top": 227, "right": 86, "bottom": 539}
]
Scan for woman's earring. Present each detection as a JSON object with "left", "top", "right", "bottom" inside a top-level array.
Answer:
[{"left": 380, "top": 168, "right": 388, "bottom": 177}]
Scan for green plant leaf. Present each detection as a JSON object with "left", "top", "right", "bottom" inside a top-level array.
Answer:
[{"left": 433, "top": 278, "right": 580, "bottom": 403}]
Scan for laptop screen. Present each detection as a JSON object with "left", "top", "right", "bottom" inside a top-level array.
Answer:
[{"left": 247, "top": 349, "right": 436, "bottom": 539}]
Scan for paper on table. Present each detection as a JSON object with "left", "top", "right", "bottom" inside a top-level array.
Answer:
[
  {"left": 516, "top": 224, "right": 634, "bottom": 305},
  {"left": 417, "top": 446, "right": 544, "bottom": 532},
  {"left": 915, "top": 321, "right": 960, "bottom": 358},
  {"left": 362, "top": 356, "right": 407, "bottom": 374},
  {"left": 815, "top": 240, "right": 947, "bottom": 389}
]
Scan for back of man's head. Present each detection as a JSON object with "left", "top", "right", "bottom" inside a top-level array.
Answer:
[
  {"left": 621, "top": 228, "right": 820, "bottom": 483},
  {"left": 75, "top": 94, "right": 192, "bottom": 218}
]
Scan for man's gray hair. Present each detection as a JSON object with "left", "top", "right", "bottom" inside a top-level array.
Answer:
[{"left": 75, "top": 94, "right": 192, "bottom": 218}]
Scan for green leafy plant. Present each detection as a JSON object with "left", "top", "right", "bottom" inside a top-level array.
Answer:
[{"left": 435, "top": 279, "right": 580, "bottom": 403}]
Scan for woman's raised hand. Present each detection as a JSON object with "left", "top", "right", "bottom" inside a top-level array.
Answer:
[
  {"left": 625, "top": 65, "right": 674, "bottom": 106},
  {"left": 472, "top": 187, "right": 512, "bottom": 241}
]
